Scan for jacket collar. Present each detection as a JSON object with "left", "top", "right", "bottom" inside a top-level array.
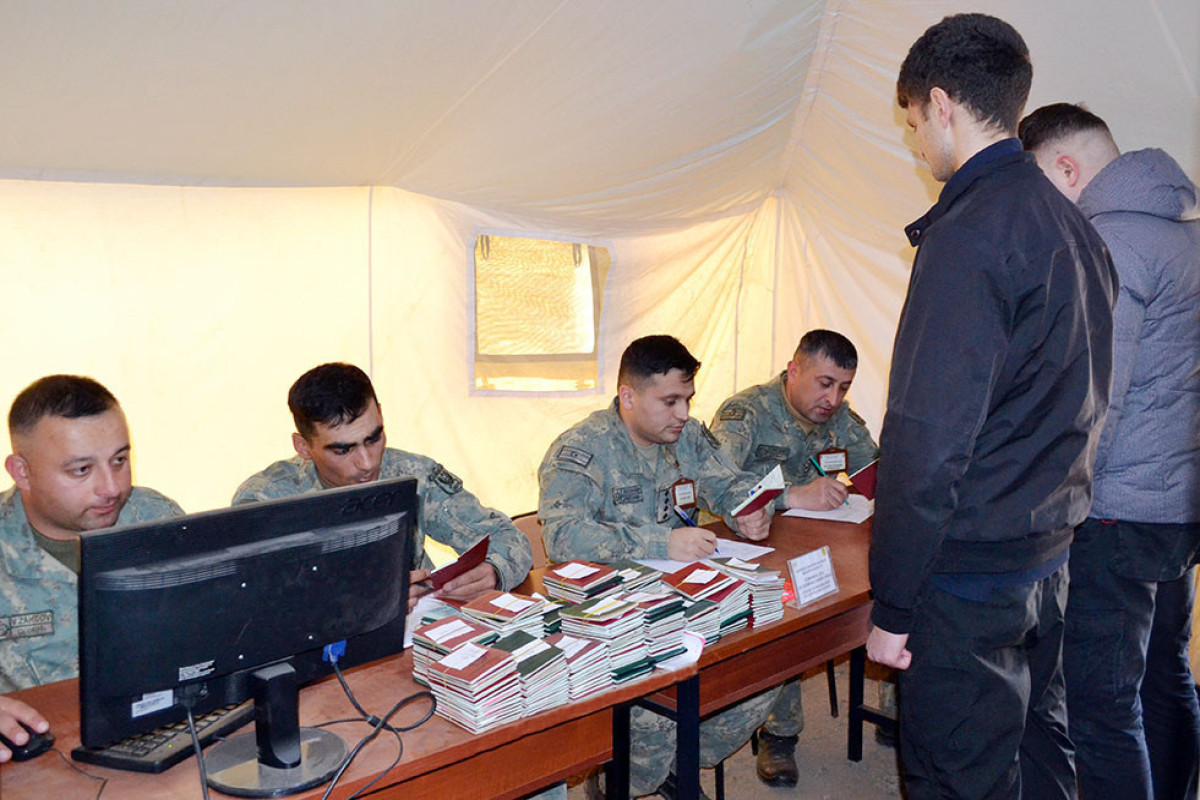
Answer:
[{"left": 905, "top": 138, "right": 1027, "bottom": 246}]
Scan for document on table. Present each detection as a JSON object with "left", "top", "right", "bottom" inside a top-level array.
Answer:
[
  {"left": 782, "top": 493, "right": 874, "bottom": 524},
  {"left": 637, "top": 538, "right": 774, "bottom": 574}
]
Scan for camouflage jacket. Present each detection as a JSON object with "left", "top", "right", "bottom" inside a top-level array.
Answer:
[
  {"left": 0, "top": 486, "right": 183, "bottom": 691},
  {"left": 232, "top": 448, "right": 532, "bottom": 591},
  {"left": 538, "top": 400, "right": 765, "bottom": 562},
  {"left": 710, "top": 372, "right": 878, "bottom": 510}
]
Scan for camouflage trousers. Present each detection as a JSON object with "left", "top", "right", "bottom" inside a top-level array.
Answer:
[
  {"left": 629, "top": 685, "right": 781, "bottom": 796},
  {"left": 763, "top": 677, "right": 804, "bottom": 737}
]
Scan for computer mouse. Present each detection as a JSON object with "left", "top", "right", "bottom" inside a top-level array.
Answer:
[{"left": 0, "top": 721, "right": 55, "bottom": 761}]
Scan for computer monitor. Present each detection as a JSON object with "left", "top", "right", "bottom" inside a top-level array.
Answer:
[{"left": 76, "top": 476, "right": 417, "bottom": 796}]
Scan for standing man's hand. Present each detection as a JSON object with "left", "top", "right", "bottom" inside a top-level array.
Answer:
[{"left": 867, "top": 626, "right": 913, "bottom": 670}]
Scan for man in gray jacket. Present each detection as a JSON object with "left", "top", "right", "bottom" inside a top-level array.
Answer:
[{"left": 1021, "top": 103, "right": 1200, "bottom": 800}]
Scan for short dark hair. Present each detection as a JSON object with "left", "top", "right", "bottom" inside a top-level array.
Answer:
[
  {"left": 288, "top": 363, "right": 379, "bottom": 440},
  {"left": 8, "top": 375, "right": 119, "bottom": 436},
  {"left": 1018, "top": 103, "right": 1111, "bottom": 152},
  {"left": 897, "top": 14, "right": 1032, "bottom": 135},
  {"left": 617, "top": 335, "right": 701, "bottom": 387},
  {"left": 795, "top": 330, "right": 858, "bottom": 370}
]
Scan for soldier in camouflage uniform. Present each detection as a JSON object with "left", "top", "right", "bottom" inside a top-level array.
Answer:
[
  {"left": 540, "top": 335, "right": 780, "bottom": 799},
  {"left": 1, "top": 376, "right": 183, "bottom": 760},
  {"left": 232, "top": 363, "right": 533, "bottom": 607},
  {"left": 711, "top": 330, "right": 882, "bottom": 785}
]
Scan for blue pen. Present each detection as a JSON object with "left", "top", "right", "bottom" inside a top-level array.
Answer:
[
  {"left": 810, "top": 456, "right": 850, "bottom": 505},
  {"left": 674, "top": 504, "right": 698, "bottom": 527},
  {"left": 674, "top": 505, "right": 721, "bottom": 554}
]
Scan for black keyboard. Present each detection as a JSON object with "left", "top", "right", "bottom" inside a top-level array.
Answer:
[{"left": 71, "top": 702, "right": 254, "bottom": 774}]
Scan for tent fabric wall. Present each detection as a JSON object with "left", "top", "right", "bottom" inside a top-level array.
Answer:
[
  {"left": 1, "top": 0, "right": 1197, "bottom": 521},
  {"left": 0, "top": 180, "right": 778, "bottom": 516}
]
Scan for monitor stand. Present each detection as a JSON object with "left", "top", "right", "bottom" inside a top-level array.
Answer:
[{"left": 203, "top": 663, "right": 348, "bottom": 798}]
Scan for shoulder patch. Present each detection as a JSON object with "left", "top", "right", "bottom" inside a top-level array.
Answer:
[
  {"left": 718, "top": 405, "right": 747, "bottom": 422},
  {"left": 555, "top": 445, "right": 593, "bottom": 468},
  {"left": 848, "top": 408, "right": 866, "bottom": 425},
  {"left": 430, "top": 464, "right": 463, "bottom": 495},
  {"left": 700, "top": 423, "right": 721, "bottom": 449}
]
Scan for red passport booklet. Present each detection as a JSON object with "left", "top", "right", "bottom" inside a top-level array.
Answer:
[
  {"left": 848, "top": 460, "right": 878, "bottom": 501},
  {"left": 431, "top": 536, "right": 490, "bottom": 589}
]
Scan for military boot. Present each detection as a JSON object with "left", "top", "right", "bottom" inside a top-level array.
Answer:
[{"left": 752, "top": 727, "right": 799, "bottom": 786}]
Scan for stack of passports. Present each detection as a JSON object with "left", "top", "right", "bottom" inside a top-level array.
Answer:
[
  {"left": 491, "top": 630, "right": 570, "bottom": 714},
  {"left": 620, "top": 590, "right": 687, "bottom": 663},
  {"left": 558, "top": 595, "right": 652, "bottom": 684},
  {"left": 609, "top": 559, "right": 665, "bottom": 593},
  {"left": 708, "top": 556, "right": 785, "bottom": 626},
  {"left": 545, "top": 632, "right": 612, "bottom": 700},
  {"left": 411, "top": 616, "right": 499, "bottom": 687},
  {"left": 533, "top": 592, "right": 566, "bottom": 635},
  {"left": 460, "top": 590, "right": 547, "bottom": 638},
  {"left": 708, "top": 580, "right": 753, "bottom": 636},
  {"left": 428, "top": 642, "right": 522, "bottom": 733},
  {"left": 682, "top": 598, "right": 721, "bottom": 644},
  {"left": 543, "top": 560, "right": 623, "bottom": 603},
  {"left": 663, "top": 563, "right": 737, "bottom": 601}
]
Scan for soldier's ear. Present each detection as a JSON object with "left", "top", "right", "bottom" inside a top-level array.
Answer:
[
  {"left": 292, "top": 432, "right": 313, "bottom": 461},
  {"left": 617, "top": 384, "right": 635, "bottom": 410},
  {"left": 4, "top": 454, "right": 31, "bottom": 492}
]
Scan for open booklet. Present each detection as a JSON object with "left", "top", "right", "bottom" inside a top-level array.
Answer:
[{"left": 730, "top": 465, "right": 785, "bottom": 517}]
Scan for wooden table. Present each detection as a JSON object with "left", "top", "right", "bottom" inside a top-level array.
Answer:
[
  {"left": 1, "top": 513, "right": 873, "bottom": 800},
  {"left": 0, "top": 651, "right": 693, "bottom": 800},
  {"left": 522, "top": 513, "right": 876, "bottom": 800}
]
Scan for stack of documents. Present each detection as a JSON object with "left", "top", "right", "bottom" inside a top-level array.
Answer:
[
  {"left": 682, "top": 599, "right": 721, "bottom": 644},
  {"left": 411, "top": 615, "right": 499, "bottom": 686},
  {"left": 558, "top": 594, "right": 651, "bottom": 684},
  {"left": 532, "top": 592, "right": 566, "bottom": 635},
  {"left": 663, "top": 563, "right": 737, "bottom": 601},
  {"left": 491, "top": 630, "right": 570, "bottom": 715},
  {"left": 545, "top": 632, "right": 612, "bottom": 700},
  {"left": 620, "top": 590, "right": 687, "bottom": 663},
  {"left": 428, "top": 642, "right": 522, "bottom": 733},
  {"left": 609, "top": 559, "right": 665, "bottom": 593},
  {"left": 708, "top": 556, "right": 785, "bottom": 626},
  {"left": 707, "top": 580, "right": 753, "bottom": 636},
  {"left": 543, "top": 560, "right": 623, "bottom": 603},
  {"left": 460, "top": 590, "right": 547, "bottom": 638}
]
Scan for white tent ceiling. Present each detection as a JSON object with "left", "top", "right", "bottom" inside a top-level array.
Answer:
[
  {"left": 6, "top": 1, "right": 1194, "bottom": 229},
  {"left": 2, "top": 0, "right": 1197, "bottom": 515}
]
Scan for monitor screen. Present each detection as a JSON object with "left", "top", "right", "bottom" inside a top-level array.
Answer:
[{"left": 76, "top": 476, "right": 417, "bottom": 771}]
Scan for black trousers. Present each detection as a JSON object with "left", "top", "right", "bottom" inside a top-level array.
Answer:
[
  {"left": 899, "top": 567, "right": 1075, "bottom": 800},
  {"left": 1065, "top": 519, "right": 1200, "bottom": 800}
]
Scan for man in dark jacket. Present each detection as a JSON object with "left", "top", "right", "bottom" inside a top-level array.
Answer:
[
  {"left": 1020, "top": 103, "right": 1200, "bottom": 800},
  {"left": 867, "top": 16, "right": 1117, "bottom": 799}
]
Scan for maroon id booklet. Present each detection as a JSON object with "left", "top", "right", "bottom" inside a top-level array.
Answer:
[
  {"left": 430, "top": 536, "right": 490, "bottom": 589},
  {"left": 848, "top": 460, "right": 878, "bottom": 501}
]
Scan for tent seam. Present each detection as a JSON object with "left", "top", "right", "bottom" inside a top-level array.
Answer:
[{"left": 776, "top": 0, "right": 846, "bottom": 183}]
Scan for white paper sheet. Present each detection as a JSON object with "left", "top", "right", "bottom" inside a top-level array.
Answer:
[{"left": 782, "top": 494, "right": 873, "bottom": 524}]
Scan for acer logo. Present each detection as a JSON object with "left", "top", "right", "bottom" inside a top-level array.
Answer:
[{"left": 340, "top": 491, "right": 398, "bottom": 516}]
